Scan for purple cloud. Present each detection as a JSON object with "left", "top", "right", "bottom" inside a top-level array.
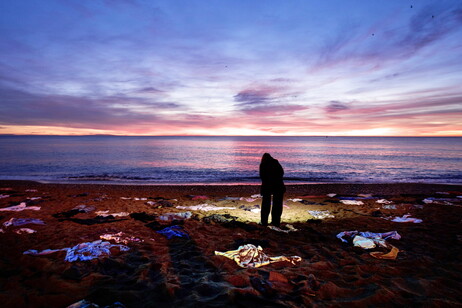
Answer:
[{"left": 324, "top": 101, "right": 351, "bottom": 113}]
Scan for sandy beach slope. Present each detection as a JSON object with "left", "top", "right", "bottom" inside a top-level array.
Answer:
[{"left": 0, "top": 180, "right": 461, "bottom": 307}]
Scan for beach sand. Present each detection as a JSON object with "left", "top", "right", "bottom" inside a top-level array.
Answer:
[{"left": 0, "top": 180, "right": 461, "bottom": 307}]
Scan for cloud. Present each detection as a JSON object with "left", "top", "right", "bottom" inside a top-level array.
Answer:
[
  {"left": 0, "top": 85, "right": 183, "bottom": 128},
  {"left": 233, "top": 88, "right": 275, "bottom": 106},
  {"left": 324, "top": 101, "right": 351, "bottom": 113},
  {"left": 136, "top": 87, "right": 164, "bottom": 93},
  {"left": 315, "top": 4, "right": 462, "bottom": 70},
  {"left": 240, "top": 104, "right": 308, "bottom": 116}
]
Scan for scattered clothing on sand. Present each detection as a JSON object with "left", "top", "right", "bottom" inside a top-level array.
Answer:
[
  {"left": 376, "top": 199, "right": 393, "bottom": 204},
  {"left": 340, "top": 200, "right": 364, "bottom": 205},
  {"left": 53, "top": 205, "right": 96, "bottom": 218},
  {"left": 156, "top": 225, "right": 189, "bottom": 239},
  {"left": 251, "top": 194, "right": 261, "bottom": 198},
  {"left": 239, "top": 204, "right": 260, "bottom": 213},
  {"left": 27, "top": 197, "right": 42, "bottom": 201},
  {"left": 423, "top": 197, "right": 460, "bottom": 205},
  {"left": 337, "top": 230, "right": 401, "bottom": 259},
  {"left": 0, "top": 194, "right": 10, "bottom": 199},
  {"left": 74, "top": 204, "right": 96, "bottom": 212},
  {"left": 385, "top": 214, "right": 422, "bottom": 223},
  {"left": 203, "top": 214, "right": 238, "bottom": 224},
  {"left": 129, "top": 212, "right": 157, "bottom": 222},
  {"left": 67, "top": 299, "right": 126, "bottom": 308},
  {"left": 147, "top": 200, "right": 174, "bottom": 208},
  {"left": 3, "top": 218, "right": 46, "bottom": 227},
  {"left": 95, "top": 210, "right": 130, "bottom": 217},
  {"left": 240, "top": 197, "right": 257, "bottom": 202},
  {"left": 382, "top": 204, "right": 397, "bottom": 209},
  {"left": 176, "top": 204, "right": 236, "bottom": 211},
  {"left": 14, "top": 228, "right": 37, "bottom": 234},
  {"left": 0, "top": 202, "right": 41, "bottom": 212},
  {"left": 337, "top": 230, "right": 401, "bottom": 244},
  {"left": 288, "top": 198, "right": 303, "bottom": 202},
  {"left": 307, "top": 210, "right": 334, "bottom": 219},
  {"left": 215, "top": 244, "right": 301, "bottom": 268},
  {"left": 158, "top": 212, "right": 192, "bottom": 221},
  {"left": 24, "top": 240, "right": 130, "bottom": 262},
  {"left": 100, "top": 232, "right": 143, "bottom": 244},
  {"left": 268, "top": 224, "right": 298, "bottom": 233}
]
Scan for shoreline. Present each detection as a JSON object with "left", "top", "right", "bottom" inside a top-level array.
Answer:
[{"left": 1, "top": 180, "right": 461, "bottom": 196}]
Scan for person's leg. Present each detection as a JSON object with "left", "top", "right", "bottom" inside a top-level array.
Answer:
[
  {"left": 271, "top": 192, "right": 283, "bottom": 227},
  {"left": 261, "top": 193, "right": 271, "bottom": 226}
]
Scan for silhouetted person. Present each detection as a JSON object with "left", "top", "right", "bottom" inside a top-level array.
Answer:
[{"left": 259, "top": 153, "right": 285, "bottom": 227}]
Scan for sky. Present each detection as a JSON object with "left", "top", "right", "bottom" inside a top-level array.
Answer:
[{"left": 1, "top": 0, "right": 461, "bottom": 136}]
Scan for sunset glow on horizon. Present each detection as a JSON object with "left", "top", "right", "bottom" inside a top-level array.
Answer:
[{"left": 1, "top": 1, "right": 461, "bottom": 136}]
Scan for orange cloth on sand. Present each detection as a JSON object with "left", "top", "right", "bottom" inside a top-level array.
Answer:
[{"left": 370, "top": 245, "right": 399, "bottom": 260}]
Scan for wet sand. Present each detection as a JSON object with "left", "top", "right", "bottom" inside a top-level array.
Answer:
[{"left": 0, "top": 180, "right": 461, "bottom": 307}]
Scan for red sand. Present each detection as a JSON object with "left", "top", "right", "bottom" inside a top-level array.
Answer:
[{"left": 0, "top": 180, "right": 461, "bottom": 307}]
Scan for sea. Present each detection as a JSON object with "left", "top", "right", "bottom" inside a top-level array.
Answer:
[{"left": 0, "top": 135, "right": 461, "bottom": 185}]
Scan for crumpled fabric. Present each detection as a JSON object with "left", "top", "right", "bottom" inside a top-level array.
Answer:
[
  {"left": 176, "top": 204, "right": 236, "bottom": 211},
  {"left": 240, "top": 197, "right": 257, "bottom": 202},
  {"left": 337, "top": 230, "right": 401, "bottom": 259},
  {"left": 100, "top": 232, "right": 143, "bottom": 244},
  {"left": 386, "top": 214, "right": 422, "bottom": 223},
  {"left": 95, "top": 210, "right": 130, "bottom": 217},
  {"left": 0, "top": 202, "right": 41, "bottom": 212},
  {"left": 158, "top": 212, "right": 192, "bottom": 221},
  {"left": 376, "top": 199, "right": 393, "bottom": 204},
  {"left": 215, "top": 244, "right": 302, "bottom": 268},
  {"left": 340, "top": 200, "right": 364, "bottom": 205},
  {"left": 3, "top": 218, "right": 46, "bottom": 227},
  {"left": 15, "top": 228, "right": 37, "bottom": 234},
  {"left": 308, "top": 210, "right": 334, "bottom": 219},
  {"left": 23, "top": 240, "right": 130, "bottom": 262},
  {"left": 337, "top": 230, "right": 401, "bottom": 243},
  {"left": 67, "top": 299, "right": 126, "bottom": 308},
  {"left": 156, "top": 225, "right": 189, "bottom": 239},
  {"left": 268, "top": 224, "right": 298, "bottom": 233}
]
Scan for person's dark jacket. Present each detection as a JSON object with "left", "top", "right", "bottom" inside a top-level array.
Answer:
[{"left": 260, "top": 155, "right": 286, "bottom": 195}]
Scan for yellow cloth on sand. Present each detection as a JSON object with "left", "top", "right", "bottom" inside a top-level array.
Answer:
[{"left": 215, "top": 244, "right": 302, "bottom": 268}]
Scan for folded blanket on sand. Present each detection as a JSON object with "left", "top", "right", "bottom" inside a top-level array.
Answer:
[{"left": 215, "top": 244, "right": 301, "bottom": 268}]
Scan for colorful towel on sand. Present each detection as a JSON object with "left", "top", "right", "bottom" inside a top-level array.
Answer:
[{"left": 215, "top": 244, "right": 301, "bottom": 268}]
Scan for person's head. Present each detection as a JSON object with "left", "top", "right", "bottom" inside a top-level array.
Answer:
[{"left": 261, "top": 153, "right": 272, "bottom": 163}]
